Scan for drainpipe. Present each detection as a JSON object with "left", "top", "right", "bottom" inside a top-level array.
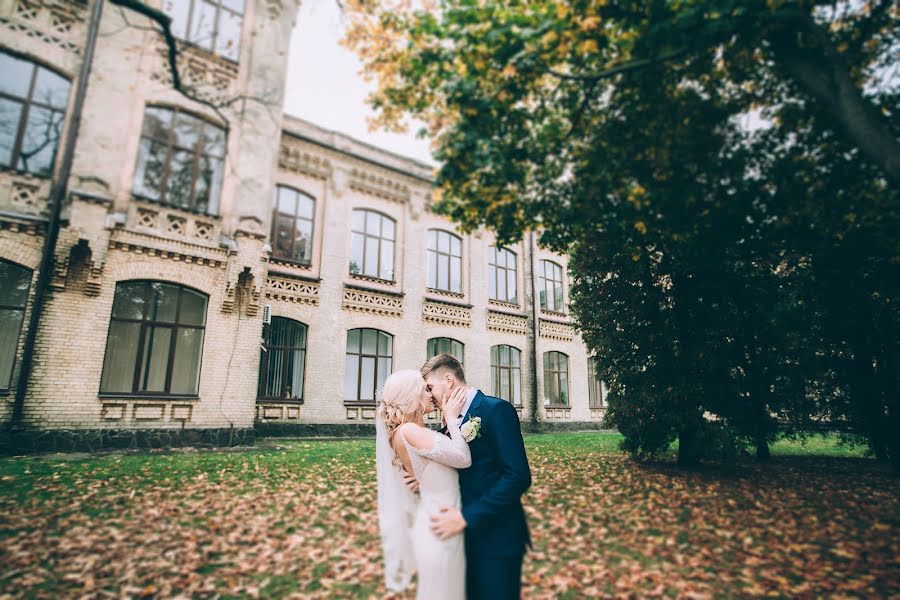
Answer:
[
  {"left": 10, "top": 0, "right": 105, "bottom": 428},
  {"left": 526, "top": 231, "right": 540, "bottom": 429}
]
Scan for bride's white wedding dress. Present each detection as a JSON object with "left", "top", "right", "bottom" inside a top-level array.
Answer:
[{"left": 398, "top": 423, "right": 470, "bottom": 600}]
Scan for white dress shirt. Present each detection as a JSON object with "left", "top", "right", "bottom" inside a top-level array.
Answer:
[{"left": 453, "top": 386, "right": 479, "bottom": 428}]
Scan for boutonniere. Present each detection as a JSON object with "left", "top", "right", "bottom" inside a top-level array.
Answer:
[{"left": 460, "top": 416, "right": 482, "bottom": 443}]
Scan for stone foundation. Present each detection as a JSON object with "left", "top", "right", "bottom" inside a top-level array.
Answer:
[{"left": 0, "top": 426, "right": 254, "bottom": 454}]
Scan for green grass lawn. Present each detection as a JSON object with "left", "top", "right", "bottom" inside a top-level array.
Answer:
[{"left": 0, "top": 433, "right": 897, "bottom": 598}]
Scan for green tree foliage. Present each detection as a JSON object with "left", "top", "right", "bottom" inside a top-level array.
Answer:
[{"left": 344, "top": 0, "right": 899, "bottom": 468}]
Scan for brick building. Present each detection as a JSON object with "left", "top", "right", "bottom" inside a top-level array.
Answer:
[{"left": 0, "top": 0, "right": 605, "bottom": 449}]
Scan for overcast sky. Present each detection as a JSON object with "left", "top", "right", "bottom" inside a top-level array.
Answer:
[{"left": 283, "top": 1, "right": 435, "bottom": 166}]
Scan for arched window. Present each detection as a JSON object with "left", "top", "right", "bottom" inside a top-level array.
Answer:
[
  {"left": 258, "top": 317, "right": 307, "bottom": 401},
  {"left": 491, "top": 345, "right": 522, "bottom": 406},
  {"left": 588, "top": 358, "right": 605, "bottom": 408},
  {"left": 488, "top": 246, "right": 517, "bottom": 304},
  {"left": 427, "top": 229, "right": 462, "bottom": 293},
  {"left": 349, "top": 209, "right": 395, "bottom": 281},
  {"left": 427, "top": 337, "right": 464, "bottom": 362},
  {"left": 539, "top": 260, "right": 565, "bottom": 312},
  {"left": 345, "top": 328, "right": 393, "bottom": 403},
  {"left": 0, "top": 261, "right": 32, "bottom": 392},
  {"left": 100, "top": 281, "right": 207, "bottom": 396},
  {"left": 132, "top": 106, "right": 226, "bottom": 215},
  {"left": 162, "top": 0, "right": 245, "bottom": 61},
  {"left": 0, "top": 51, "right": 71, "bottom": 176},
  {"left": 543, "top": 351, "right": 570, "bottom": 406},
  {"left": 271, "top": 186, "right": 315, "bottom": 265}
]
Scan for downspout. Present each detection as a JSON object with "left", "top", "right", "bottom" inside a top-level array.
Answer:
[
  {"left": 10, "top": 0, "right": 105, "bottom": 428},
  {"left": 527, "top": 231, "right": 540, "bottom": 430}
]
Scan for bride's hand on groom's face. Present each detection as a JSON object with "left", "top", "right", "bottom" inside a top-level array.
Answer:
[{"left": 441, "top": 387, "right": 467, "bottom": 423}]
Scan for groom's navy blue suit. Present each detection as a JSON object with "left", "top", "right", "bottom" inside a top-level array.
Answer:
[{"left": 457, "top": 390, "right": 531, "bottom": 600}]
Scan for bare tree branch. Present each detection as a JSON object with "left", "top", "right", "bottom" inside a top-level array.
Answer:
[{"left": 544, "top": 48, "right": 690, "bottom": 82}]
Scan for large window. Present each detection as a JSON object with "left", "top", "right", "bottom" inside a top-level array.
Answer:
[
  {"left": 100, "top": 281, "right": 207, "bottom": 396},
  {"left": 427, "top": 337, "right": 464, "bottom": 362},
  {"left": 0, "top": 261, "right": 32, "bottom": 392},
  {"left": 258, "top": 317, "right": 307, "bottom": 401},
  {"left": 543, "top": 351, "right": 570, "bottom": 406},
  {"left": 488, "top": 246, "right": 518, "bottom": 304},
  {"left": 427, "top": 230, "right": 462, "bottom": 293},
  {"left": 344, "top": 328, "right": 392, "bottom": 403},
  {"left": 162, "top": 0, "right": 245, "bottom": 61},
  {"left": 271, "top": 186, "right": 314, "bottom": 265},
  {"left": 491, "top": 344, "right": 522, "bottom": 406},
  {"left": 349, "top": 209, "right": 395, "bottom": 281},
  {"left": 540, "top": 260, "right": 565, "bottom": 312},
  {"left": 0, "top": 51, "right": 71, "bottom": 176},
  {"left": 132, "top": 106, "right": 225, "bottom": 215},
  {"left": 588, "top": 358, "right": 605, "bottom": 408}
]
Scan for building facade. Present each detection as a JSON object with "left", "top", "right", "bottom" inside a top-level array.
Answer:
[{"left": 0, "top": 0, "right": 605, "bottom": 449}]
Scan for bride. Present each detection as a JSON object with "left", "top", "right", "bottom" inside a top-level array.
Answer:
[{"left": 375, "top": 369, "right": 471, "bottom": 599}]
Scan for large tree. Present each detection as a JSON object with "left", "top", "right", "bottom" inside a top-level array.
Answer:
[{"left": 344, "top": 0, "right": 899, "bottom": 467}]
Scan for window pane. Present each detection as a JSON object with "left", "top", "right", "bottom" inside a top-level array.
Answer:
[
  {"left": 497, "top": 268, "right": 507, "bottom": 301},
  {"left": 365, "top": 211, "right": 380, "bottom": 235},
  {"left": 273, "top": 213, "right": 294, "bottom": 259},
  {"left": 189, "top": 0, "right": 216, "bottom": 50},
  {"left": 499, "top": 344, "right": 509, "bottom": 366},
  {"left": 132, "top": 138, "right": 166, "bottom": 201},
  {"left": 490, "top": 365, "right": 498, "bottom": 396},
  {"left": 0, "top": 263, "right": 31, "bottom": 307},
  {"left": 451, "top": 340, "right": 463, "bottom": 361},
  {"left": 139, "top": 326, "right": 172, "bottom": 392},
  {"left": 427, "top": 338, "right": 436, "bottom": 358},
  {"left": 162, "top": 0, "right": 190, "bottom": 38},
  {"left": 380, "top": 332, "right": 392, "bottom": 356},
  {"left": 439, "top": 254, "right": 449, "bottom": 290},
  {"left": 361, "top": 329, "right": 377, "bottom": 354},
  {"left": 352, "top": 209, "right": 365, "bottom": 231},
  {"left": 276, "top": 187, "right": 296, "bottom": 214},
  {"left": 216, "top": 8, "right": 243, "bottom": 61},
  {"left": 382, "top": 217, "right": 395, "bottom": 240},
  {"left": 450, "top": 235, "right": 461, "bottom": 256},
  {"left": 289, "top": 348, "right": 305, "bottom": 399},
  {"left": 222, "top": 0, "right": 245, "bottom": 12},
  {"left": 488, "top": 264, "right": 496, "bottom": 299},
  {"left": 380, "top": 240, "right": 394, "bottom": 280},
  {"left": 33, "top": 68, "right": 69, "bottom": 111},
  {"left": 559, "top": 372, "right": 569, "bottom": 405},
  {"left": 151, "top": 283, "right": 179, "bottom": 322},
  {"left": 173, "top": 111, "right": 201, "bottom": 150},
  {"left": 513, "top": 370, "right": 522, "bottom": 405},
  {"left": 0, "top": 53, "right": 33, "bottom": 98},
  {"left": 297, "top": 194, "right": 314, "bottom": 220},
  {"left": 549, "top": 374, "right": 559, "bottom": 404},
  {"left": 205, "top": 125, "right": 226, "bottom": 157},
  {"left": 294, "top": 218, "right": 312, "bottom": 263},
  {"left": 0, "top": 99, "right": 23, "bottom": 167},
  {"left": 500, "top": 369, "right": 510, "bottom": 401},
  {"left": 555, "top": 283, "right": 564, "bottom": 311},
  {"left": 170, "top": 327, "right": 203, "bottom": 394},
  {"left": 18, "top": 106, "right": 64, "bottom": 175},
  {"left": 507, "top": 267, "right": 517, "bottom": 304},
  {"left": 360, "top": 356, "right": 376, "bottom": 401},
  {"left": 343, "top": 354, "right": 359, "bottom": 400},
  {"left": 450, "top": 256, "right": 461, "bottom": 293},
  {"left": 349, "top": 232, "right": 364, "bottom": 274},
  {"left": 111, "top": 282, "right": 146, "bottom": 320},
  {"left": 179, "top": 289, "right": 207, "bottom": 326},
  {"left": 427, "top": 230, "right": 436, "bottom": 250},
  {"left": 488, "top": 246, "right": 496, "bottom": 265},
  {"left": 438, "top": 232, "right": 450, "bottom": 253},
  {"left": 427, "top": 250, "right": 437, "bottom": 289},
  {"left": 376, "top": 357, "right": 389, "bottom": 395},
  {"left": 511, "top": 348, "right": 521, "bottom": 367},
  {"left": 346, "top": 329, "right": 360, "bottom": 352},
  {"left": 99, "top": 321, "right": 141, "bottom": 393},
  {"left": 265, "top": 347, "right": 283, "bottom": 397},
  {"left": 167, "top": 149, "right": 195, "bottom": 208},
  {"left": 0, "top": 308, "right": 25, "bottom": 388},
  {"left": 364, "top": 237, "right": 379, "bottom": 277}
]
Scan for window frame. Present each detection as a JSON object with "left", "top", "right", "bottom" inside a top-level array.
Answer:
[
  {"left": 426, "top": 337, "right": 464, "bottom": 363},
  {"left": 270, "top": 185, "right": 315, "bottom": 266},
  {"left": 257, "top": 316, "right": 308, "bottom": 403},
  {"left": 491, "top": 344, "right": 523, "bottom": 406},
  {"left": 588, "top": 357, "right": 605, "bottom": 408},
  {"left": 349, "top": 209, "right": 396, "bottom": 282},
  {"left": 427, "top": 229, "right": 463, "bottom": 294},
  {"left": 0, "top": 50, "right": 71, "bottom": 177},
  {"left": 488, "top": 246, "right": 518, "bottom": 304},
  {"left": 0, "top": 260, "right": 33, "bottom": 394},
  {"left": 539, "top": 260, "right": 565, "bottom": 313},
  {"left": 99, "top": 280, "right": 208, "bottom": 398},
  {"left": 543, "top": 351, "right": 570, "bottom": 407},
  {"left": 344, "top": 328, "right": 393, "bottom": 406},
  {"left": 132, "top": 104, "right": 226, "bottom": 216}
]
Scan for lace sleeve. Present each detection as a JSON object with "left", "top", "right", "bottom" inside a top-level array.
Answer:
[{"left": 410, "top": 425, "right": 472, "bottom": 469}]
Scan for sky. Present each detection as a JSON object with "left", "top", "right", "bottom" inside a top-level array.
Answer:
[{"left": 282, "top": 1, "right": 435, "bottom": 166}]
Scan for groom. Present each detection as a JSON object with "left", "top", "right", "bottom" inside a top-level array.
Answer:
[{"left": 420, "top": 354, "right": 532, "bottom": 600}]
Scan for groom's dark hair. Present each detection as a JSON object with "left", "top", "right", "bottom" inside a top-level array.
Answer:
[{"left": 421, "top": 353, "right": 466, "bottom": 384}]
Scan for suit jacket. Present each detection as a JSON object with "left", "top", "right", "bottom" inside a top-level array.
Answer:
[{"left": 458, "top": 391, "right": 532, "bottom": 558}]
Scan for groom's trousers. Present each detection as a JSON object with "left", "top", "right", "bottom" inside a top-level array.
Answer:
[{"left": 465, "top": 554, "right": 523, "bottom": 600}]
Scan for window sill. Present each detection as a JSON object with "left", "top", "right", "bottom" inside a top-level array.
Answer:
[
  {"left": 349, "top": 272, "right": 396, "bottom": 286},
  {"left": 540, "top": 309, "right": 569, "bottom": 319},
  {"left": 269, "top": 257, "right": 312, "bottom": 270},
  {"left": 257, "top": 398, "right": 304, "bottom": 405},
  {"left": 0, "top": 166, "right": 51, "bottom": 180},
  {"left": 544, "top": 404, "right": 571, "bottom": 409},
  {"left": 344, "top": 281, "right": 404, "bottom": 298},
  {"left": 132, "top": 196, "right": 221, "bottom": 219},
  {"left": 427, "top": 287, "right": 465, "bottom": 299},
  {"left": 98, "top": 394, "right": 200, "bottom": 401},
  {"left": 343, "top": 401, "right": 376, "bottom": 407}
]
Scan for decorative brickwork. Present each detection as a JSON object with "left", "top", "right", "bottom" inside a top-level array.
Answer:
[
  {"left": 487, "top": 310, "right": 529, "bottom": 335},
  {"left": 342, "top": 285, "right": 404, "bottom": 317},
  {"left": 422, "top": 299, "right": 471, "bottom": 328},
  {"left": 1, "top": 0, "right": 86, "bottom": 56},
  {"left": 264, "top": 276, "right": 320, "bottom": 306},
  {"left": 540, "top": 319, "right": 576, "bottom": 342},
  {"left": 349, "top": 167, "right": 410, "bottom": 203}
]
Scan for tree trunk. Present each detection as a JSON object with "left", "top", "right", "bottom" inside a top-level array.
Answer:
[
  {"left": 677, "top": 426, "right": 700, "bottom": 467},
  {"left": 768, "top": 19, "right": 900, "bottom": 186},
  {"left": 755, "top": 435, "right": 771, "bottom": 461}
]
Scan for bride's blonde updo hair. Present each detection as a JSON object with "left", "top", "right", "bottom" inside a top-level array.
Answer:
[{"left": 376, "top": 369, "right": 426, "bottom": 440}]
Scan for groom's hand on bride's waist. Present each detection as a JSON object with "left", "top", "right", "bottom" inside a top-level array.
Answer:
[
  {"left": 430, "top": 506, "right": 466, "bottom": 540},
  {"left": 402, "top": 470, "right": 420, "bottom": 494}
]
